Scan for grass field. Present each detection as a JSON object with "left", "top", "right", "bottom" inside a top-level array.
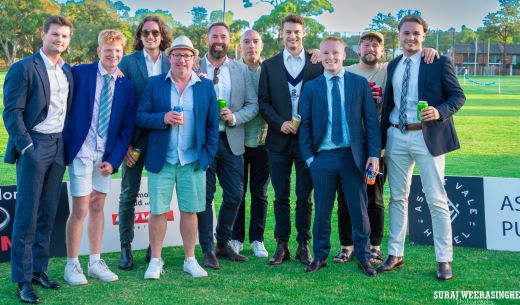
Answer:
[{"left": 0, "top": 74, "right": 519, "bottom": 305}]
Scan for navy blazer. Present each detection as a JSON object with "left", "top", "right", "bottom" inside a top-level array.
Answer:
[
  {"left": 258, "top": 50, "right": 323, "bottom": 152},
  {"left": 381, "top": 55, "right": 465, "bottom": 156},
  {"left": 119, "top": 50, "right": 170, "bottom": 151},
  {"left": 135, "top": 73, "right": 219, "bottom": 173},
  {"left": 63, "top": 62, "right": 136, "bottom": 173},
  {"left": 299, "top": 71, "right": 381, "bottom": 173},
  {"left": 3, "top": 52, "right": 74, "bottom": 163}
]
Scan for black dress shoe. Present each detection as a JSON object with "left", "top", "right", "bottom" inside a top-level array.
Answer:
[
  {"left": 295, "top": 241, "right": 313, "bottom": 265},
  {"left": 305, "top": 259, "right": 327, "bottom": 273},
  {"left": 268, "top": 241, "right": 290, "bottom": 265},
  {"left": 119, "top": 243, "right": 134, "bottom": 270},
  {"left": 333, "top": 247, "right": 354, "bottom": 263},
  {"left": 377, "top": 255, "right": 404, "bottom": 272},
  {"left": 203, "top": 251, "right": 220, "bottom": 269},
  {"left": 358, "top": 262, "right": 377, "bottom": 277},
  {"left": 216, "top": 243, "right": 248, "bottom": 262},
  {"left": 144, "top": 245, "right": 151, "bottom": 264},
  {"left": 437, "top": 262, "right": 453, "bottom": 281},
  {"left": 32, "top": 272, "right": 60, "bottom": 289},
  {"left": 17, "top": 283, "right": 40, "bottom": 304}
]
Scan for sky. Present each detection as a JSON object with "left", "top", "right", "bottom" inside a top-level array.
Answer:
[{"left": 119, "top": 0, "right": 501, "bottom": 34}]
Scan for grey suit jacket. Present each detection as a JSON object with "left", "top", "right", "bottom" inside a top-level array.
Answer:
[
  {"left": 199, "top": 56, "right": 258, "bottom": 155},
  {"left": 119, "top": 50, "right": 170, "bottom": 149}
]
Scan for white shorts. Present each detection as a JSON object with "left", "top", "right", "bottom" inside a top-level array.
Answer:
[{"left": 69, "top": 152, "right": 111, "bottom": 197}]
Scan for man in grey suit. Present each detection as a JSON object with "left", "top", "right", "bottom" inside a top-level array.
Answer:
[
  {"left": 117, "top": 16, "right": 172, "bottom": 270},
  {"left": 197, "top": 22, "right": 258, "bottom": 269},
  {"left": 3, "top": 16, "right": 73, "bottom": 304}
]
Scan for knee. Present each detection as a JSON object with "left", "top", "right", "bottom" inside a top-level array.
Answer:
[
  {"left": 71, "top": 204, "right": 89, "bottom": 220},
  {"left": 89, "top": 196, "right": 106, "bottom": 214}
]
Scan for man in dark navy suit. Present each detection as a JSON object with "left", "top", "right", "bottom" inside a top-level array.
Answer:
[
  {"left": 3, "top": 15, "right": 74, "bottom": 304},
  {"left": 378, "top": 15, "right": 465, "bottom": 281},
  {"left": 299, "top": 36, "right": 380, "bottom": 276}
]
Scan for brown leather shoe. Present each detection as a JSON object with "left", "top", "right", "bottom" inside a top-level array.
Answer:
[
  {"left": 203, "top": 251, "right": 220, "bottom": 269},
  {"left": 295, "top": 241, "right": 313, "bottom": 265},
  {"left": 358, "top": 262, "right": 377, "bottom": 277},
  {"left": 305, "top": 259, "right": 327, "bottom": 273},
  {"left": 216, "top": 243, "right": 248, "bottom": 262},
  {"left": 377, "top": 255, "right": 404, "bottom": 272},
  {"left": 436, "top": 262, "right": 453, "bottom": 281},
  {"left": 268, "top": 241, "right": 291, "bottom": 265}
]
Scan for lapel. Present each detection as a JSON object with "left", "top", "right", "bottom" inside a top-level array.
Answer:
[
  {"left": 137, "top": 51, "right": 149, "bottom": 80},
  {"left": 387, "top": 55, "right": 402, "bottom": 83},
  {"left": 161, "top": 76, "right": 172, "bottom": 113},
  {"left": 303, "top": 52, "right": 314, "bottom": 83},
  {"left": 343, "top": 71, "right": 353, "bottom": 125},
  {"left": 160, "top": 51, "right": 170, "bottom": 73},
  {"left": 316, "top": 75, "right": 328, "bottom": 133},
  {"left": 88, "top": 62, "right": 98, "bottom": 115},
  {"left": 275, "top": 51, "right": 290, "bottom": 94},
  {"left": 33, "top": 52, "right": 51, "bottom": 107},
  {"left": 418, "top": 59, "right": 427, "bottom": 100},
  {"left": 199, "top": 57, "right": 208, "bottom": 74},
  {"left": 192, "top": 81, "right": 202, "bottom": 126},
  {"left": 229, "top": 59, "right": 237, "bottom": 108},
  {"left": 62, "top": 64, "right": 74, "bottom": 110}
]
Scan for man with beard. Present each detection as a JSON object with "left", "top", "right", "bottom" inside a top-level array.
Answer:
[
  {"left": 196, "top": 22, "right": 258, "bottom": 269},
  {"left": 117, "top": 15, "right": 172, "bottom": 270},
  {"left": 258, "top": 14, "right": 323, "bottom": 266}
]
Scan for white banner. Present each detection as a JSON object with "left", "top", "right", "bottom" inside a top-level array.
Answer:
[{"left": 483, "top": 177, "right": 520, "bottom": 251}]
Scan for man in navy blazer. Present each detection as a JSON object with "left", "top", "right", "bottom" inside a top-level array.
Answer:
[
  {"left": 378, "top": 15, "right": 465, "bottom": 281},
  {"left": 3, "top": 16, "right": 73, "bottom": 303},
  {"left": 62, "top": 30, "right": 136, "bottom": 286},
  {"left": 116, "top": 15, "right": 172, "bottom": 270},
  {"left": 136, "top": 36, "right": 219, "bottom": 279},
  {"left": 299, "top": 37, "right": 380, "bottom": 276}
]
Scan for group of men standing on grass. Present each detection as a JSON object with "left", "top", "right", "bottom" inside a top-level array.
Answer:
[{"left": 3, "top": 11, "right": 465, "bottom": 304}]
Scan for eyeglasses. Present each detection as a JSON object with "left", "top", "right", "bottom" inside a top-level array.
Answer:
[
  {"left": 213, "top": 66, "right": 220, "bottom": 85},
  {"left": 141, "top": 30, "right": 160, "bottom": 38},
  {"left": 170, "top": 54, "right": 194, "bottom": 61}
]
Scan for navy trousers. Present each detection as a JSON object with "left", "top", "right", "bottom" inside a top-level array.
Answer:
[
  {"left": 11, "top": 132, "right": 65, "bottom": 283},
  {"left": 310, "top": 148, "right": 371, "bottom": 263},
  {"left": 198, "top": 133, "right": 244, "bottom": 253}
]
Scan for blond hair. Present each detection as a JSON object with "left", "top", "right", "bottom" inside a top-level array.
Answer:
[{"left": 98, "top": 29, "right": 126, "bottom": 47}]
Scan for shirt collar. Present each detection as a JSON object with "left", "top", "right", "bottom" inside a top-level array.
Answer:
[
  {"left": 39, "top": 49, "right": 64, "bottom": 69},
  {"left": 403, "top": 50, "right": 422, "bottom": 65},
  {"left": 144, "top": 51, "right": 162, "bottom": 63},
  {"left": 165, "top": 70, "right": 202, "bottom": 86},
  {"left": 283, "top": 48, "right": 306, "bottom": 62},
  {"left": 205, "top": 54, "right": 229, "bottom": 69},
  {"left": 97, "top": 61, "right": 119, "bottom": 80},
  {"left": 241, "top": 58, "right": 262, "bottom": 71},
  {"left": 324, "top": 69, "right": 345, "bottom": 81}
]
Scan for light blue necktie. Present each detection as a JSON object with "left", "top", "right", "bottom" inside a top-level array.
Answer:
[
  {"left": 97, "top": 74, "right": 112, "bottom": 139},
  {"left": 331, "top": 76, "right": 343, "bottom": 145},
  {"left": 399, "top": 58, "right": 411, "bottom": 133}
]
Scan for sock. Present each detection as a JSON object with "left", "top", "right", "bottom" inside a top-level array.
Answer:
[
  {"left": 150, "top": 257, "right": 162, "bottom": 264},
  {"left": 185, "top": 256, "right": 196, "bottom": 263},
  {"left": 67, "top": 257, "right": 79, "bottom": 264},
  {"left": 89, "top": 254, "right": 101, "bottom": 264}
]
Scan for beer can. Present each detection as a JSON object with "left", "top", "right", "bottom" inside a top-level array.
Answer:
[
  {"left": 218, "top": 99, "right": 227, "bottom": 111},
  {"left": 127, "top": 148, "right": 141, "bottom": 167},
  {"left": 173, "top": 105, "right": 184, "bottom": 125},
  {"left": 368, "top": 82, "right": 376, "bottom": 88},
  {"left": 365, "top": 166, "right": 376, "bottom": 185},
  {"left": 291, "top": 114, "right": 301, "bottom": 129},
  {"left": 417, "top": 101, "right": 428, "bottom": 121}
]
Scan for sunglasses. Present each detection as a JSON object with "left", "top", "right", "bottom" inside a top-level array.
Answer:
[
  {"left": 141, "top": 30, "right": 160, "bottom": 38},
  {"left": 213, "top": 66, "right": 220, "bottom": 85}
]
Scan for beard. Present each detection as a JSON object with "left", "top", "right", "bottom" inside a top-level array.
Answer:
[
  {"left": 361, "top": 54, "right": 379, "bottom": 65},
  {"left": 209, "top": 43, "right": 228, "bottom": 59}
]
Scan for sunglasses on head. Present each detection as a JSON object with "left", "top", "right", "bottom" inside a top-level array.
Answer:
[
  {"left": 213, "top": 67, "right": 220, "bottom": 85},
  {"left": 141, "top": 30, "right": 160, "bottom": 38}
]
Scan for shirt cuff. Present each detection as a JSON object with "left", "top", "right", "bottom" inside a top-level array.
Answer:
[
  {"left": 21, "top": 142, "right": 33, "bottom": 155},
  {"left": 306, "top": 157, "right": 314, "bottom": 167},
  {"left": 229, "top": 114, "right": 237, "bottom": 126}
]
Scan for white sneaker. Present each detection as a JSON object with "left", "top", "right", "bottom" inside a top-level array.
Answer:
[
  {"left": 229, "top": 240, "right": 243, "bottom": 254},
  {"left": 64, "top": 261, "right": 88, "bottom": 286},
  {"left": 251, "top": 241, "right": 268, "bottom": 258},
  {"left": 88, "top": 259, "right": 119, "bottom": 282},
  {"left": 183, "top": 257, "right": 208, "bottom": 278},
  {"left": 144, "top": 258, "right": 164, "bottom": 280}
]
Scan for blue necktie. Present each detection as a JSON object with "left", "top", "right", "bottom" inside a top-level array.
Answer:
[
  {"left": 97, "top": 74, "right": 112, "bottom": 139},
  {"left": 331, "top": 76, "right": 343, "bottom": 145},
  {"left": 399, "top": 58, "right": 411, "bottom": 133}
]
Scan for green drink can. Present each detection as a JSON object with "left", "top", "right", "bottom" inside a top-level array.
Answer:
[
  {"left": 417, "top": 101, "right": 428, "bottom": 121},
  {"left": 218, "top": 99, "right": 227, "bottom": 110}
]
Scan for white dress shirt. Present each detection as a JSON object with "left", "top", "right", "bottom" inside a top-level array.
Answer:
[
  {"left": 205, "top": 55, "right": 232, "bottom": 131},
  {"left": 390, "top": 51, "right": 422, "bottom": 125},
  {"left": 283, "top": 48, "right": 306, "bottom": 116},
  {"left": 32, "top": 49, "right": 69, "bottom": 134},
  {"left": 144, "top": 51, "right": 163, "bottom": 77}
]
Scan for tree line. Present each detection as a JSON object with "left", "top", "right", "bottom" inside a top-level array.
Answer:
[{"left": 0, "top": 0, "right": 518, "bottom": 70}]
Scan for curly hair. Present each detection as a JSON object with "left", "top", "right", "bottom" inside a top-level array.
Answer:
[{"left": 133, "top": 16, "right": 173, "bottom": 51}]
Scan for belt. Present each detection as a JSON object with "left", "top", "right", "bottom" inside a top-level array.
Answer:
[{"left": 391, "top": 123, "right": 422, "bottom": 131}]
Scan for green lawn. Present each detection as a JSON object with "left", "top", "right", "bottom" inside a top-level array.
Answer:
[{"left": 0, "top": 74, "right": 519, "bottom": 305}]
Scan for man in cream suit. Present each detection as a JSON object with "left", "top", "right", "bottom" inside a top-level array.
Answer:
[{"left": 196, "top": 22, "right": 258, "bottom": 269}]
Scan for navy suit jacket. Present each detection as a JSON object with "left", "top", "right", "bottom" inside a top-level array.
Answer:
[
  {"left": 299, "top": 71, "right": 381, "bottom": 173},
  {"left": 63, "top": 62, "right": 136, "bottom": 173},
  {"left": 135, "top": 73, "right": 219, "bottom": 173},
  {"left": 119, "top": 50, "right": 170, "bottom": 151},
  {"left": 258, "top": 50, "right": 323, "bottom": 152},
  {"left": 3, "top": 52, "right": 74, "bottom": 163},
  {"left": 381, "top": 55, "right": 465, "bottom": 156}
]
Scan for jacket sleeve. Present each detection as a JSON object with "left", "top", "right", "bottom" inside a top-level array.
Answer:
[
  {"left": 232, "top": 65, "right": 258, "bottom": 125},
  {"left": 204, "top": 82, "right": 220, "bottom": 165},
  {"left": 361, "top": 79, "right": 381, "bottom": 158},
  {"left": 258, "top": 63, "right": 285, "bottom": 132},
  {"left": 437, "top": 56, "right": 466, "bottom": 120},
  {"left": 298, "top": 82, "right": 314, "bottom": 162}
]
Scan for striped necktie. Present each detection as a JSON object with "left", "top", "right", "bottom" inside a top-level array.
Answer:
[
  {"left": 399, "top": 58, "right": 411, "bottom": 133},
  {"left": 331, "top": 76, "right": 343, "bottom": 145},
  {"left": 97, "top": 74, "right": 112, "bottom": 139}
]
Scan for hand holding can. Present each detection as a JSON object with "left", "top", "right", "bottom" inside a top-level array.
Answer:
[
  {"left": 365, "top": 166, "right": 376, "bottom": 185},
  {"left": 291, "top": 114, "right": 301, "bottom": 130},
  {"left": 173, "top": 105, "right": 184, "bottom": 125},
  {"left": 417, "top": 101, "right": 428, "bottom": 121}
]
